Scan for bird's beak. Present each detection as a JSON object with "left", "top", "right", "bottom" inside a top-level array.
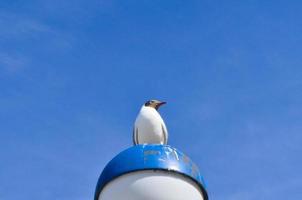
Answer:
[
  {"left": 156, "top": 101, "right": 166, "bottom": 109},
  {"left": 158, "top": 101, "right": 166, "bottom": 106}
]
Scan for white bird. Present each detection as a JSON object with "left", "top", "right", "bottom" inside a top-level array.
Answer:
[{"left": 133, "top": 100, "right": 168, "bottom": 145}]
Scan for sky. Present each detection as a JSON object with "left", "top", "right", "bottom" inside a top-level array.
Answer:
[{"left": 0, "top": 0, "right": 301, "bottom": 199}]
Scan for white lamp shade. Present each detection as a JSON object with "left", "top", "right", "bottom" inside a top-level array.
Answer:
[{"left": 99, "top": 170, "right": 204, "bottom": 200}]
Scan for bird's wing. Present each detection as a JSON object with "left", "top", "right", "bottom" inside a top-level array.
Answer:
[
  {"left": 161, "top": 121, "right": 168, "bottom": 144},
  {"left": 132, "top": 126, "right": 139, "bottom": 145}
]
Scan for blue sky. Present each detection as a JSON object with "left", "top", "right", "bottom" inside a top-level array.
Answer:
[{"left": 0, "top": 0, "right": 301, "bottom": 199}]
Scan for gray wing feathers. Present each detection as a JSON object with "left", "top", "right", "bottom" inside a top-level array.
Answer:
[
  {"left": 132, "top": 127, "right": 136, "bottom": 145},
  {"left": 161, "top": 123, "right": 168, "bottom": 144},
  {"left": 133, "top": 126, "right": 139, "bottom": 145}
]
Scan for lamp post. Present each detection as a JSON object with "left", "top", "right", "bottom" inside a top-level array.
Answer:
[{"left": 94, "top": 144, "right": 208, "bottom": 200}]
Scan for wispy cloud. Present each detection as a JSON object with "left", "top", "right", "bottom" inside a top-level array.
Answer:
[
  {"left": 0, "top": 53, "right": 27, "bottom": 73},
  {"left": 0, "top": 12, "right": 54, "bottom": 39},
  {"left": 0, "top": 13, "right": 49, "bottom": 73},
  {"left": 0, "top": 11, "right": 75, "bottom": 48},
  {"left": 0, "top": 12, "right": 75, "bottom": 74}
]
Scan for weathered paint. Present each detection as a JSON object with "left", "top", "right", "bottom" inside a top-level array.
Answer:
[{"left": 94, "top": 144, "right": 208, "bottom": 200}]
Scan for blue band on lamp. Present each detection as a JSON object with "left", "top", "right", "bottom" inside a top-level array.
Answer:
[{"left": 94, "top": 144, "right": 208, "bottom": 200}]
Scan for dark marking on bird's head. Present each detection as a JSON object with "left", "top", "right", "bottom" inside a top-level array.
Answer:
[{"left": 144, "top": 99, "right": 166, "bottom": 110}]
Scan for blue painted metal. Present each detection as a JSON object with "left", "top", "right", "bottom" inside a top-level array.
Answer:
[{"left": 94, "top": 144, "right": 208, "bottom": 200}]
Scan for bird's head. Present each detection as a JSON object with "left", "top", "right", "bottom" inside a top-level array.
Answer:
[{"left": 144, "top": 99, "right": 166, "bottom": 110}]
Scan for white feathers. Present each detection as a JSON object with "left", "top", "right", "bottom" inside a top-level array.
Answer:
[{"left": 133, "top": 105, "right": 168, "bottom": 145}]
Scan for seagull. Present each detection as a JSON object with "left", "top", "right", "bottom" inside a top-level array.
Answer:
[{"left": 133, "top": 100, "right": 168, "bottom": 145}]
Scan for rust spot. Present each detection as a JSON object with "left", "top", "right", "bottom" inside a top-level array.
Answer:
[
  {"left": 144, "top": 150, "right": 160, "bottom": 156},
  {"left": 182, "top": 155, "right": 190, "bottom": 163}
]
